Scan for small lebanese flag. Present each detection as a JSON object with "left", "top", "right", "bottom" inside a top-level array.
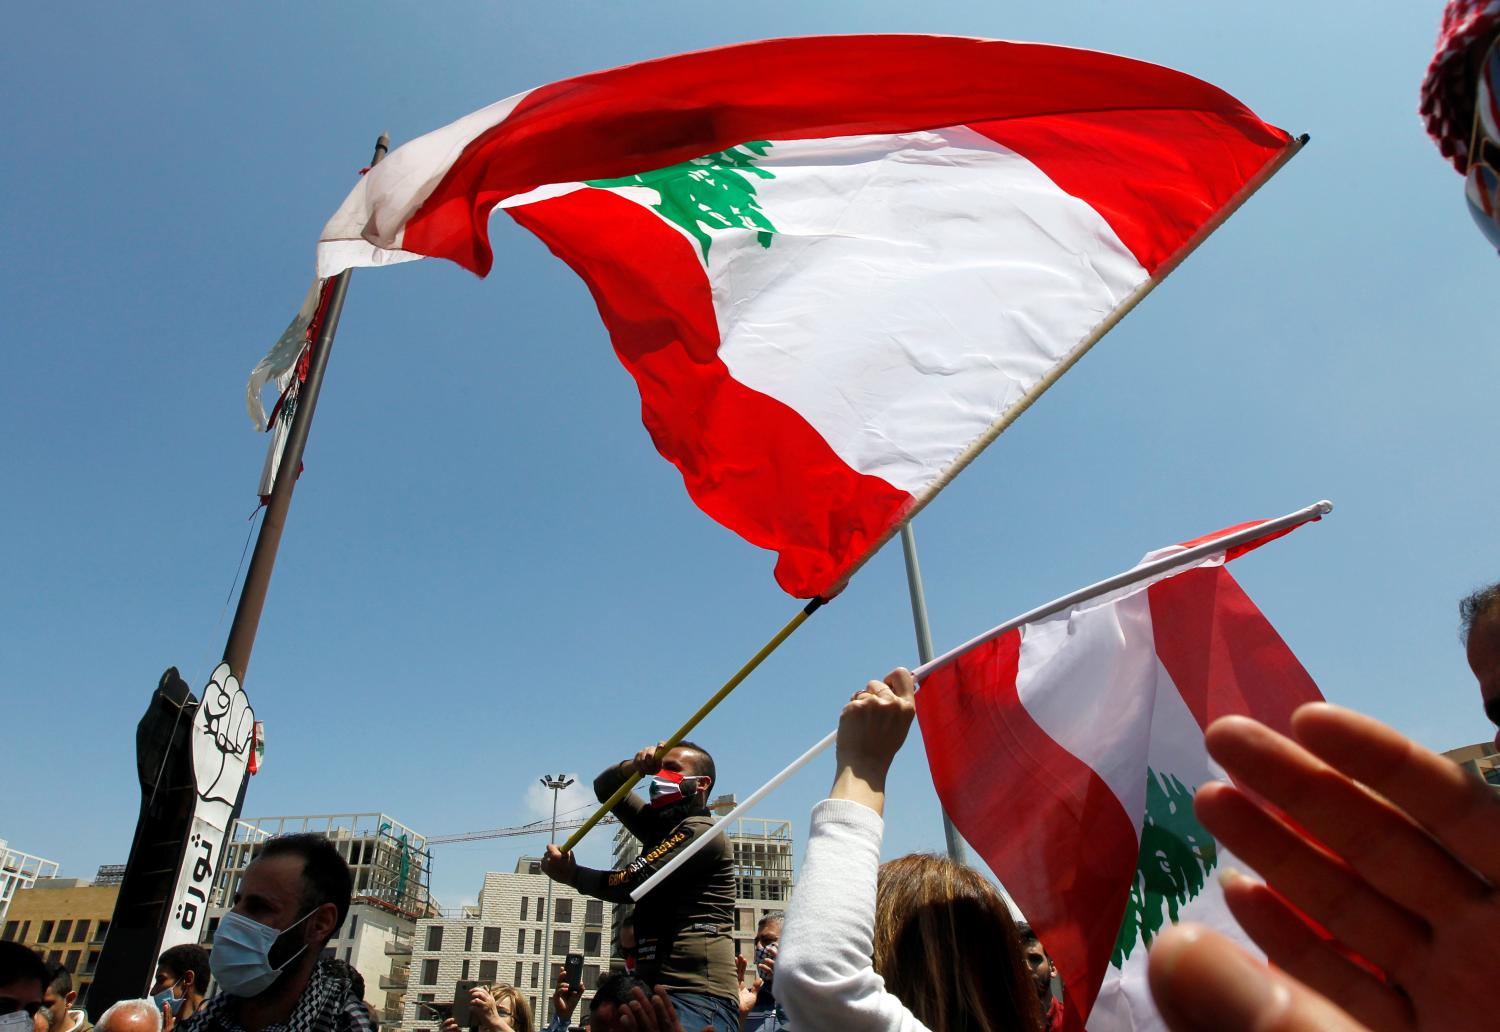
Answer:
[
  {"left": 916, "top": 519, "right": 1323, "bottom": 1032},
  {"left": 317, "top": 35, "right": 1295, "bottom": 598}
]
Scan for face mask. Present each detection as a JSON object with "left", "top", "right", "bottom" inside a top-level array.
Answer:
[
  {"left": 211, "top": 908, "right": 315, "bottom": 997},
  {"left": 754, "top": 946, "right": 774, "bottom": 982},
  {"left": 648, "top": 770, "right": 701, "bottom": 809},
  {"left": 151, "top": 987, "right": 183, "bottom": 1015},
  {"left": 0, "top": 1013, "right": 32, "bottom": 1032}
]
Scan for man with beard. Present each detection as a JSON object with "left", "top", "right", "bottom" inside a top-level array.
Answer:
[{"left": 543, "top": 742, "right": 736, "bottom": 1032}]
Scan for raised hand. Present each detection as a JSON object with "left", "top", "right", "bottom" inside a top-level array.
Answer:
[
  {"left": 541, "top": 843, "right": 578, "bottom": 887},
  {"left": 632, "top": 742, "right": 668, "bottom": 776},
  {"left": 1182, "top": 703, "right": 1500, "bottom": 1031},
  {"left": 552, "top": 966, "right": 583, "bottom": 1024},
  {"left": 193, "top": 662, "right": 256, "bottom": 805},
  {"left": 830, "top": 668, "right": 916, "bottom": 816},
  {"left": 1149, "top": 924, "right": 1371, "bottom": 1031},
  {"left": 617, "top": 986, "right": 712, "bottom": 1032}
]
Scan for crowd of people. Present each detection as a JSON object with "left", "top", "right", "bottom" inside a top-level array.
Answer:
[{"left": 2, "top": 577, "right": 1495, "bottom": 1032}]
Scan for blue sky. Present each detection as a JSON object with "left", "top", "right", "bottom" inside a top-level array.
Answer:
[{"left": 3, "top": 2, "right": 1496, "bottom": 909}]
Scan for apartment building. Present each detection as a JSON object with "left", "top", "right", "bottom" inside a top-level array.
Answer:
[{"left": 403, "top": 859, "right": 612, "bottom": 1030}]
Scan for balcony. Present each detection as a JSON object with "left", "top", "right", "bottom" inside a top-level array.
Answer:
[
  {"left": 385, "top": 935, "right": 412, "bottom": 956},
  {"left": 379, "top": 973, "right": 408, "bottom": 991}
]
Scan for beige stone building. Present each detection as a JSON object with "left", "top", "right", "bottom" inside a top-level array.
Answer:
[
  {"left": 0, "top": 874, "right": 120, "bottom": 1005},
  {"left": 403, "top": 860, "right": 613, "bottom": 1030},
  {"left": 1442, "top": 741, "right": 1500, "bottom": 790}
]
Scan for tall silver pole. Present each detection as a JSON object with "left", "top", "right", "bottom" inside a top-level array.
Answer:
[
  {"left": 899, "top": 523, "right": 971, "bottom": 865},
  {"left": 540, "top": 775, "right": 573, "bottom": 1024}
]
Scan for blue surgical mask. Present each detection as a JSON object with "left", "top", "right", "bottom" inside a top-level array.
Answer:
[
  {"left": 151, "top": 987, "right": 183, "bottom": 1015},
  {"left": 211, "top": 908, "right": 315, "bottom": 997}
]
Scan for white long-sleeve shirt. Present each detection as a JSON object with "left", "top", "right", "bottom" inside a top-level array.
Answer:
[{"left": 775, "top": 799, "right": 931, "bottom": 1032}]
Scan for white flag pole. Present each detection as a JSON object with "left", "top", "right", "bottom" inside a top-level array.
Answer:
[{"left": 629, "top": 498, "right": 1332, "bottom": 902}]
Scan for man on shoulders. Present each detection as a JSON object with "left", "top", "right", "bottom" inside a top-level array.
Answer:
[
  {"left": 37, "top": 963, "right": 90, "bottom": 1032},
  {"left": 181, "top": 834, "right": 372, "bottom": 1032},
  {"left": 542, "top": 742, "right": 736, "bottom": 1032}
]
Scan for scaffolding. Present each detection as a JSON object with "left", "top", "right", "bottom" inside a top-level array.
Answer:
[{"left": 213, "top": 812, "right": 434, "bottom": 918}]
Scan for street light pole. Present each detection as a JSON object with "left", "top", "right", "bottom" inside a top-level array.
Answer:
[{"left": 540, "top": 774, "right": 574, "bottom": 1024}]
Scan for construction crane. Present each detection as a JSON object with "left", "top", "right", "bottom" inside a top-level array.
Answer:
[{"left": 427, "top": 813, "right": 619, "bottom": 846}]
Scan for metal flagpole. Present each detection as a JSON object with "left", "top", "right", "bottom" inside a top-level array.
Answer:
[
  {"left": 539, "top": 775, "right": 574, "bottom": 1025},
  {"left": 899, "top": 523, "right": 971, "bottom": 865},
  {"left": 89, "top": 132, "right": 391, "bottom": 1013}
]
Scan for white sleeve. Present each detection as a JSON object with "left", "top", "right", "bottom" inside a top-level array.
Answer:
[{"left": 775, "top": 799, "right": 931, "bottom": 1032}]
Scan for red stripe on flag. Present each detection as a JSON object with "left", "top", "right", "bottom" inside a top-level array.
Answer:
[
  {"left": 1146, "top": 565, "right": 1323, "bottom": 735},
  {"left": 916, "top": 631, "right": 1140, "bottom": 1030},
  {"left": 507, "top": 188, "right": 912, "bottom": 598},
  {"left": 971, "top": 110, "right": 1289, "bottom": 275},
  {"left": 400, "top": 35, "right": 1289, "bottom": 275}
]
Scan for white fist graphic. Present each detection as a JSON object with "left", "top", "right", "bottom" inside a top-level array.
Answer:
[{"left": 193, "top": 662, "right": 255, "bottom": 805}]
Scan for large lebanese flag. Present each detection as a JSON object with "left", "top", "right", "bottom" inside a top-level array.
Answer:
[
  {"left": 317, "top": 36, "right": 1295, "bottom": 597},
  {"left": 916, "top": 520, "right": 1323, "bottom": 1031}
]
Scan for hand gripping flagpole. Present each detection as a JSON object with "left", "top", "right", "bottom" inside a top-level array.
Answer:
[
  {"left": 558, "top": 595, "right": 827, "bottom": 853},
  {"left": 560, "top": 133, "right": 1309, "bottom": 856},
  {"left": 627, "top": 499, "right": 1333, "bottom": 902}
]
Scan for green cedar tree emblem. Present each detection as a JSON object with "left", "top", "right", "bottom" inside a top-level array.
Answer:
[
  {"left": 1111, "top": 768, "right": 1218, "bottom": 968},
  {"left": 586, "top": 141, "right": 778, "bottom": 259}
]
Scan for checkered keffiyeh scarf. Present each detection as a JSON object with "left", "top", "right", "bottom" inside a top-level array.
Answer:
[
  {"left": 182, "top": 959, "right": 375, "bottom": 1032},
  {"left": 1422, "top": 0, "right": 1500, "bottom": 172}
]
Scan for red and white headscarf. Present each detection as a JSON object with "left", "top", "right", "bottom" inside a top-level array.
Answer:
[{"left": 1423, "top": 0, "right": 1500, "bottom": 172}]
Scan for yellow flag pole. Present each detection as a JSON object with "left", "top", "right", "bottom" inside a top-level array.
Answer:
[{"left": 559, "top": 596, "right": 826, "bottom": 853}]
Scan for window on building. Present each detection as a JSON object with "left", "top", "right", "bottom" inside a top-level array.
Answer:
[
  {"left": 583, "top": 964, "right": 600, "bottom": 989},
  {"left": 479, "top": 960, "right": 497, "bottom": 983},
  {"left": 56, "top": 921, "right": 72, "bottom": 943},
  {"left": 482, "top": 927, "right": 501, "bottom": 953},
  {"left": 343, "top": 947, "right": 352, "bottom": 963},
  {"left": 553, "top": 899, "right": 572, "bottom": 924},
  {"left": 465, "top": 926, "right": 474, "bottom": 952},
  {"left": 532, "top": 934, "right": 540, "bottom": 955},
  {"left": 552, "top": 931, "right": 569, "bottom": 956},
  {"left": 1, "top": 922, "right": 16, "bottom": 941},
  {"left": 584, "top": 900, "right": 603, "bottom": 926},
  {"left": 64, "top": 950, "right": 80, "bottom": 972},
  {"left": 516, "top": 929, "right": 526, "bottom": 952},
  {"left": 514, "top": 962, "right": 524, "bottom": 986},
  {"left": 83, "top": 950, "right": 100, "bottom": 974},
  {"left": 530, "top": 963, "right": 539, "bottom": 988},
  {"left": 421, "top": 959, "right": 439, "bottom": 985},
  {"left": 461, "top": 960, "right": 470, "bottom": 980},
  {"left": 39, "top": 922, "right": 54, "bottom": 944},
  {"left": 346, "top": 915, "right": 358, "bottom": 940},
  {"left": 205, "top": 918, "right": 219, "bottom": 939},
  {"left": 48, "top": 951, "right": 62, "bottom": 965},
  {"left": 584, "top": 932, "right": 601, "bottom": 957},
  {"left": 93, "top": 920, "right": 109, "bottom": 942},
  {"left": 71, "top": 922, "right": 88, "bottom": 944},
  {"left": 520, "top": 898, "right": 529, "bottom": 921},
  {"left": 427, "top": 926, "right": 444, "bottom": 951},
  {"left": 537, "top": 897, "right": 548, "bottom": 921},
  {"left": 19, "top": 923, "right": 30, "bottom": 943}
]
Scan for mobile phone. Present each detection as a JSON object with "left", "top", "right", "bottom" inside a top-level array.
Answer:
[
  {"left": 563, "top": 952, "right": 584, "bottom": 988},
  {"left": 453, "top": 980, "right": 479, "bottom": 1028}
]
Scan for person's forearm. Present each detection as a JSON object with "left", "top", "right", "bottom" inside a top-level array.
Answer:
[
  {"left": 594, "top": 760, "right": 635, "bottom": 801},
  {"left": 830, "top": 761, "right": 886, "bottom": 816}
]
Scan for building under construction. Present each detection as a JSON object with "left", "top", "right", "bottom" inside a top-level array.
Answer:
[{"left": 213, "top": 812, "right": 434, "bottom": 918}]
